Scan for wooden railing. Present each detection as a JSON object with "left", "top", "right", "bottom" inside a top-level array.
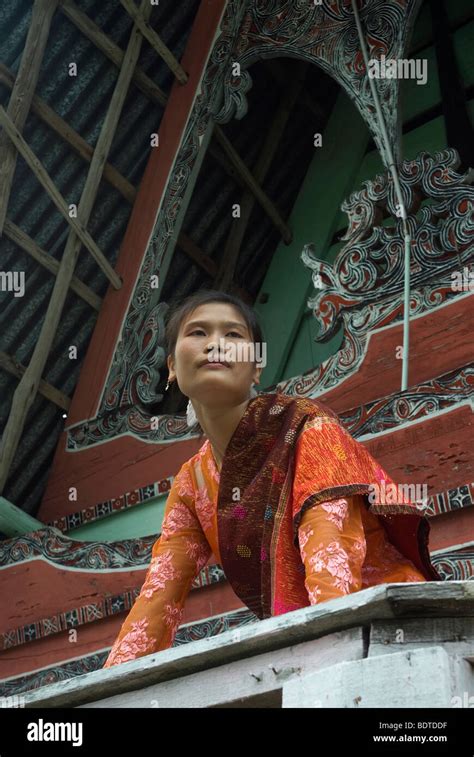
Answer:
[{"left": 18, "top": 581, "right": 474, "bottom": 708}]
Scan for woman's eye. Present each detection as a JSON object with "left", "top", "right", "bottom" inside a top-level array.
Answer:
[{"left": 188, "top": 330, "right": 243, "bottom": 337}]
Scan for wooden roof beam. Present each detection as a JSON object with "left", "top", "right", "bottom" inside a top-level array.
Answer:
[
  {"left": 59, "top": 0, "right": 167, "bottom": 106},
  {"left": 119, "top": 0, "right": 188, "bottom": 85},
  {"left": 0, "top": 351, "right": 71, "bottom": 411},
  {"left": 0, "top": 63, "right": 243, "bottom": 299},
  {"left": 3, "top": 219, "right": 102, "bottom": 311},
  {"left": 216, "top": 63, "right": 307, "bottom": 291},
  {"left": 0, "top": 106, "right": 122, "bottom": 289},
  {"left": 213, "top": 125, "right": 293, "bottom": 245},
  {"left": 0, "top": 0, "right": 152, "bottom": 493},
  {"left": 0, "top": 0, "right": 59, "bottom": 234},
  {"left": 59, "top": 0, "right": 291, "bottom": 245},
  {"left": 0, "top": 62, "right": 137, "bottom": 205}
]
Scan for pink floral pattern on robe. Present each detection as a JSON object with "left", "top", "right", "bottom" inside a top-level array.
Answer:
[
  {"left": 320, "top": 497, "right": 349, "bottom": 530},
  {"left": 141, "top": 550, "right": 182, "bottom": 599},
  {"left": 103, "top": 462, "right": 212, "bottom": 668},
  {"left": 307, "top": 540, "right": 355, "bottom": 594},
  {"left": 104, "top": 617, "right": 158, "bottom": 666},
  {"left": 195, "top": 482, "right": 215, "bottom": 533},
  {"left": 297, "top": 493, "right": 425, "bottom": 606}
]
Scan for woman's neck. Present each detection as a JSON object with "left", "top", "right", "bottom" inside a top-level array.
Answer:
[{"left": 196, "top": 397, "right": 251, "bottom": 469}]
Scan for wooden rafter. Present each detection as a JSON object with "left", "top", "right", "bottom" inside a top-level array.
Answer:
[
  {"left": 215, "top": 62, "right": 307, "bottom": 291},
  {"left": 59, "top": 0, "right": 167, "bottom": 106},
  {"left": 3, "top": 219, "right": 101, "bottom": 311},
  {"left": 0, "top": 0, "right": 152, "bottom": 493},
  {"left": 214, "top": 126, "right": 293, "bottom": 245},
  {"left": 0, "top": 64, "right": 137, "bottom": 206},
  {"left": 0, "top": 0, "right": 59, "bottom": 234},
  {"left": 0, "top": 352, "right": 71, "bottom": 411},
  {"left": 0, "top": 106, "right": 122, "bottom": 289},
  {"left": 0, "top": 62, "right": 249, "bottom": 298},
  {"left": 59, "top": 0, "right": 291, "bottom": 246},
  {"left": 118, "top": 0, "right": 188, "bottom": 84}
]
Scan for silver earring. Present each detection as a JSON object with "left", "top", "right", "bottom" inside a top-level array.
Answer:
[
  {"left": 186, "top": 399, "right": 198, "bottom": 427},
  {"left": 165, "top": 379, "right": 171, "bottom": 391},
  {"left": 250, "top": 383, "right": 259, "bottom": 398}
]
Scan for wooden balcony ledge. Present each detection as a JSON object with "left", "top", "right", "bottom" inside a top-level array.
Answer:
[{"left": 21, "top": 581, "right": 474, "bottom": 708}]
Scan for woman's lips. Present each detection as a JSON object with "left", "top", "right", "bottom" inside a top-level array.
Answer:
[{"left": 199, "top": 362, "right": 230, "bottom": 369}]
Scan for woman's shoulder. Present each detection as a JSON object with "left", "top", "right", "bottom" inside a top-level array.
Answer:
[{"left": 266, "top": 392, "right": 340, "bottom": 422}]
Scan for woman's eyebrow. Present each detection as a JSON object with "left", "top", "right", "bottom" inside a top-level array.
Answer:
[{"left": 185, "top": 320, "right": 247, "bottom": 331}]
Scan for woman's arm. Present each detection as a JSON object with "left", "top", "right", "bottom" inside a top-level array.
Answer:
[
  {"left": 297, "top": 495, "right": 367, "bottom": 605},
  {"left": 103, "top": 469, "right": 212, "bottom": 668}
]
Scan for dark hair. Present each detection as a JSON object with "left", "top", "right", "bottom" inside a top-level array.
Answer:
[{"left": 164, "top": 289, "right": 264, "bottom": 361}]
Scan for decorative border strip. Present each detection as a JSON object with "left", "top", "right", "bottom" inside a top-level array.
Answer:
[
  {"left": 338, "top": 364, "right": 473, "bottom": 439},
  {"left": 426, "top": 482, "right": 474, "bottom": 517},
  {"left": 45, "top": 475, "right": 174, "bottom": 532},
  {"left": 431, "top": 546, "right": 474, "bottom": 582},
  {"left": 0, "top": 528, "right": 157, "bottom": 570},
  {"left": 0, "top": 564, "right": 226, "bottom": 652},
  {"left": 0, "top": 607, "right": 258, "bottom": 699}
]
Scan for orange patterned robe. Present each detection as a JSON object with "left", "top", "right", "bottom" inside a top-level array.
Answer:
[{"left": 103, "top": 399, "right": 432, "bottom": 668}]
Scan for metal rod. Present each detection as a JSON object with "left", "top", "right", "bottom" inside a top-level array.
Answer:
[{"left": 351, "top": 0, "right": 411, "bottom": 391}]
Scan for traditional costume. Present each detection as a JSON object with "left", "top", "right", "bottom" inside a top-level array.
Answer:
[{"left": 103, "top": 392, "right": 440, "bottom": 667}]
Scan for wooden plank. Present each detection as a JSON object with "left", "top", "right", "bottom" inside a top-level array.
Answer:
[
  {"left": 0, "top": 350, "right": 71, "bottom": 411},
  {"left": 282, "top": 646, "right": 460, "bottom": 708},
  {"left": 18, "top": 582, "right": 474, "bottom": 708},
  {"left": 319, "top": 296, "right": 474, "bottom": 411},
  {"left": 84, "top": 627, "right": 365, "bottom": 708},
  {"left": 0, "top": 106, "right": 122, "bottom": 290},
  {"left": 368, "top": 617, "right": 474, "bottom": 658},
  {"left": 0, "top": 0, "right": 59, "bottom": 232},
  {"left": 3, "top": 219, "right": 101, "bottom": 311},
  {"left": 119, "top": 0, "right": 188, "bottom": 84},
  {"left": 0, "top": 496, "right": 44, "bottom": 538}
]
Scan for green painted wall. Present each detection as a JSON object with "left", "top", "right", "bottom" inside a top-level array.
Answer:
[{"left": 66, "top": 493, "right": 167, "bottom": 542}]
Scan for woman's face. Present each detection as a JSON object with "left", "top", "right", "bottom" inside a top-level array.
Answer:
[{"left": 167, "top": 302, "right": 262, "bottom": 407}]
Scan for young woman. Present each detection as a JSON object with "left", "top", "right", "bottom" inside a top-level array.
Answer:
[{"left": 103, "top": 290, "right": 441, "bottom": 668}]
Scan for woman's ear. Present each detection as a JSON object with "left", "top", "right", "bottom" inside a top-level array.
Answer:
[
  {"left": 167, "top": 354, "right": 175, "bottom": 381},
  {"left": 254, "top": 365, "right": 263, "bottom": 385}
]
